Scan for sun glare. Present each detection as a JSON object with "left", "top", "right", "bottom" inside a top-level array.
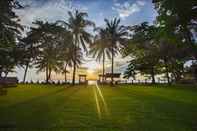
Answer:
[{"left": 87, "top": 69, "right": 95, "bottom": 74}]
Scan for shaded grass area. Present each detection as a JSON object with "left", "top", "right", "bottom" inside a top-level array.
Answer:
[{"left": 0, "top": 84, "right": 197, "bottom": 131}]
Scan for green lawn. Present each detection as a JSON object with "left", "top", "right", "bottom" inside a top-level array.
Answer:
[{"left": 0, "top": 84, "right": 197, "bottom": 131}]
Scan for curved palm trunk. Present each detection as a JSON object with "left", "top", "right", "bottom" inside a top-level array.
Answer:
[
  {"left": 23, "top": 62, "right": 29, "bottom": 83},
  {"left": 72, "top": 38, "right": 77, "bottom": 85},
  {"left": 111, "top": 47, "right": 114, "bottom": 85},
  {"left": 102, "top": 52, "right": 105, "bottom": 83}
]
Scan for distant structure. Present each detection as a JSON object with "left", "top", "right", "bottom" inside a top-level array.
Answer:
[
  {"left": 78, "top": 74, "right": 87, "bottom": 84},
  {"left": 98, "top": 73, "right": 121, "bottom": 84},
  {"left": 0, "top": 77, "right": 18, "bottom": 87}
]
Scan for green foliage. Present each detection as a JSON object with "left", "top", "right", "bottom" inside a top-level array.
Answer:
[
  {"left": 89, "top": 28, "right": 112, "bottom": 81},
  {"left": 23, "top": 21, "right": 68, "bottom": 82},
  {"left": 153, "top": 0, "right": 197, "bottom": 58},
  {"left": 124, "top": 22, "right": 191, "bottom": 83},
  {"left": 57, "top": 10, "right": 94, "bottom": 85},
  {"left": 103, "top": 18, "right": 128, "bottom": 83},
  {"left": 89, "top": 28, "right": 111, "bottom": 61},
  {"left": 123, "top": 62, "right": 136, "bottom": 79},
  {"left": 124, "top": 23, "right": 160, "bottom": 83},
  {"left": 0, "top": 0, "right": 23, "bottom": 77}
]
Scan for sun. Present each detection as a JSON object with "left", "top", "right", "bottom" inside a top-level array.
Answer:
[{"left": 87, "top": 69, "right": 95, "bottom": 74}]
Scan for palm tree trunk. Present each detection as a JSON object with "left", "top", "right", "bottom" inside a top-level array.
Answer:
[
  {"left": 5, "top": 72, "right": 8, "bottom": 78},
  {"left": 23, "top": 62, "right": 29, "bottom": 83},
  {"left": 64, "top": 64, "right": 67, "bottom": 83},
  {"left": 72, "top": 37, "right": 77, "bottom": 85},
  {"left": 72, "top": 63, "right": 76, "bottom": 85},
  {"left": 46, "top": 66, "right": 49, "bottom": 83},
  {"left": 48, "top": 68, "right": 52, "bottom": 81},
  {"left": 164, "top": 59, "right": 170, "bottom": 84},
  {"left": 0, "top": 69, "right": 2, "bottom": 78},
  {"left": 151, "top": 67, "right": 155, "bottom": 84},
  {"left": 102, "top": 52, "right": 105, "bottom": 83},
  {"left": 65, "top": 73, "right": 67, "bottom": 83},
  {"left": 111, "top": 47, "right": 114, "bottom": 85}
]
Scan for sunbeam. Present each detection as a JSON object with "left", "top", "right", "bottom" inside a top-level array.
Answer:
[
  {"left": 93, "top": 85, "right": 101, "bottom": 119},
  {"left": 95, "top": 82, "right": 110, "bottom": 116},
  {"left": 92, "top": 82, "right": 110, "bottom": 119}
]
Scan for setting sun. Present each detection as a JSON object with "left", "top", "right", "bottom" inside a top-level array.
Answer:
[
  {"left": 87, "top": 69, "right": 98, "bottom": 80},
  {"left": 87, "top": 69, "right": 95, "bottom": 74}
]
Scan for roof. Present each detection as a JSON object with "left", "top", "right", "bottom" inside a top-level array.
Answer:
[
  {"left": 99, "top": 73, "right": 121, "bottom": 78},
  {"left": 78, "top": 74, "right": 87, "bottom": 77}
]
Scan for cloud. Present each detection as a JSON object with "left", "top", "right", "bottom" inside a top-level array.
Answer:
[
  {"left": 15, "top": 0, "right": 88, "bottom": 27},
  {"left": 136, "top": 0, "right": 146, "bottom": 6},
  {"left": 112, "top": 0, "right": 146, "bottom": 19}
]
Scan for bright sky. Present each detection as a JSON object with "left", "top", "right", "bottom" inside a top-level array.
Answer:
[{"left": 13, "top": 0, "right": 157, "bottom": 81}]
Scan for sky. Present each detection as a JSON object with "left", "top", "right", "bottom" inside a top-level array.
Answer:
[{"left": 13, "top": 0, "right": 158, "bottom": 82}]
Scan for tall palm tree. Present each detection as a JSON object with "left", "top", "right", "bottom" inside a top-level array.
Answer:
[
  {"left": 89, "top": 28, "right": 111, "bottom": 83},
  {"left": 104, "top": 18, "right": 128, "bottom": 84},
  {"left": 57, "top": 10, "right": 94, "bottom": 85},
  {"left": 61, "top": 42, "right": 83, "bottom": 83},
  {"left": 19, "top": 30, "right": 41, "bottom": 83}
]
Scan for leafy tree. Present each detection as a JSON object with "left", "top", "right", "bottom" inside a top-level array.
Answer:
[
  {"left": 125, "top": 22, "right": 160, "bottom": 84},
  {"left": 125, "top": 22, "right": 191, "bottom": 83},
  {"left": 153, "top": 0, "right": 197, "bottom": 58},
  {"left": 152, "top": 0, "right": 197, "bottom": 82},
  {"left": 157, "top": 38, "right": 190, "bottom": 83},
  {"left": 57, "top": 10, "right": 94, "bottom": 85},
  {"left": 0, "top": 0, "right": 23, "bottom": 78}
]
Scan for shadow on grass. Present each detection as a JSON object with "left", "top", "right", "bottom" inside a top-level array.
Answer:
[
  {"left": 0, "top": 85, "right": 83, "bottom": 129},
  {"left": 112, "top": 87, "right": 197, "bottom": 130},
  {"left": 7, "top": 85, "right": 82, "bottom": 109}
]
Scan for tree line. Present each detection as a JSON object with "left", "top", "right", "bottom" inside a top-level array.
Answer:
[{"left": 0, "top": 0, "right": 196, "bottom": 85}]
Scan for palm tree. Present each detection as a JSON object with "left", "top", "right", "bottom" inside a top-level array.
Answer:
[
  {"left": 57, "top": 10, "right": 94, "bottom": 85},
  {"left": 61, "top": 42, "right": 83, "bottom": 83},
  {"left": 104, "top": 18, "right": 128, "bottom": 84},
  {"left": 61, "top": 48, "right": 72, "bottom": 83},
  {"left": 89, "top": 28, "right": 111, "bottom": 83},
  {"left": 36, "top": 37, "right": 63, "bottom": 83},
  {"left": 19, "top": 31, "right": 40, "bottom": 83},
  {"left": 30, "top": 21, "right": 65, "bottom": 83}
]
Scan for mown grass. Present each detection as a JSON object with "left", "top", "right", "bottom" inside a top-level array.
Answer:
[{"left": 0, "top": 84, "right": 197, "bottom": 131}]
